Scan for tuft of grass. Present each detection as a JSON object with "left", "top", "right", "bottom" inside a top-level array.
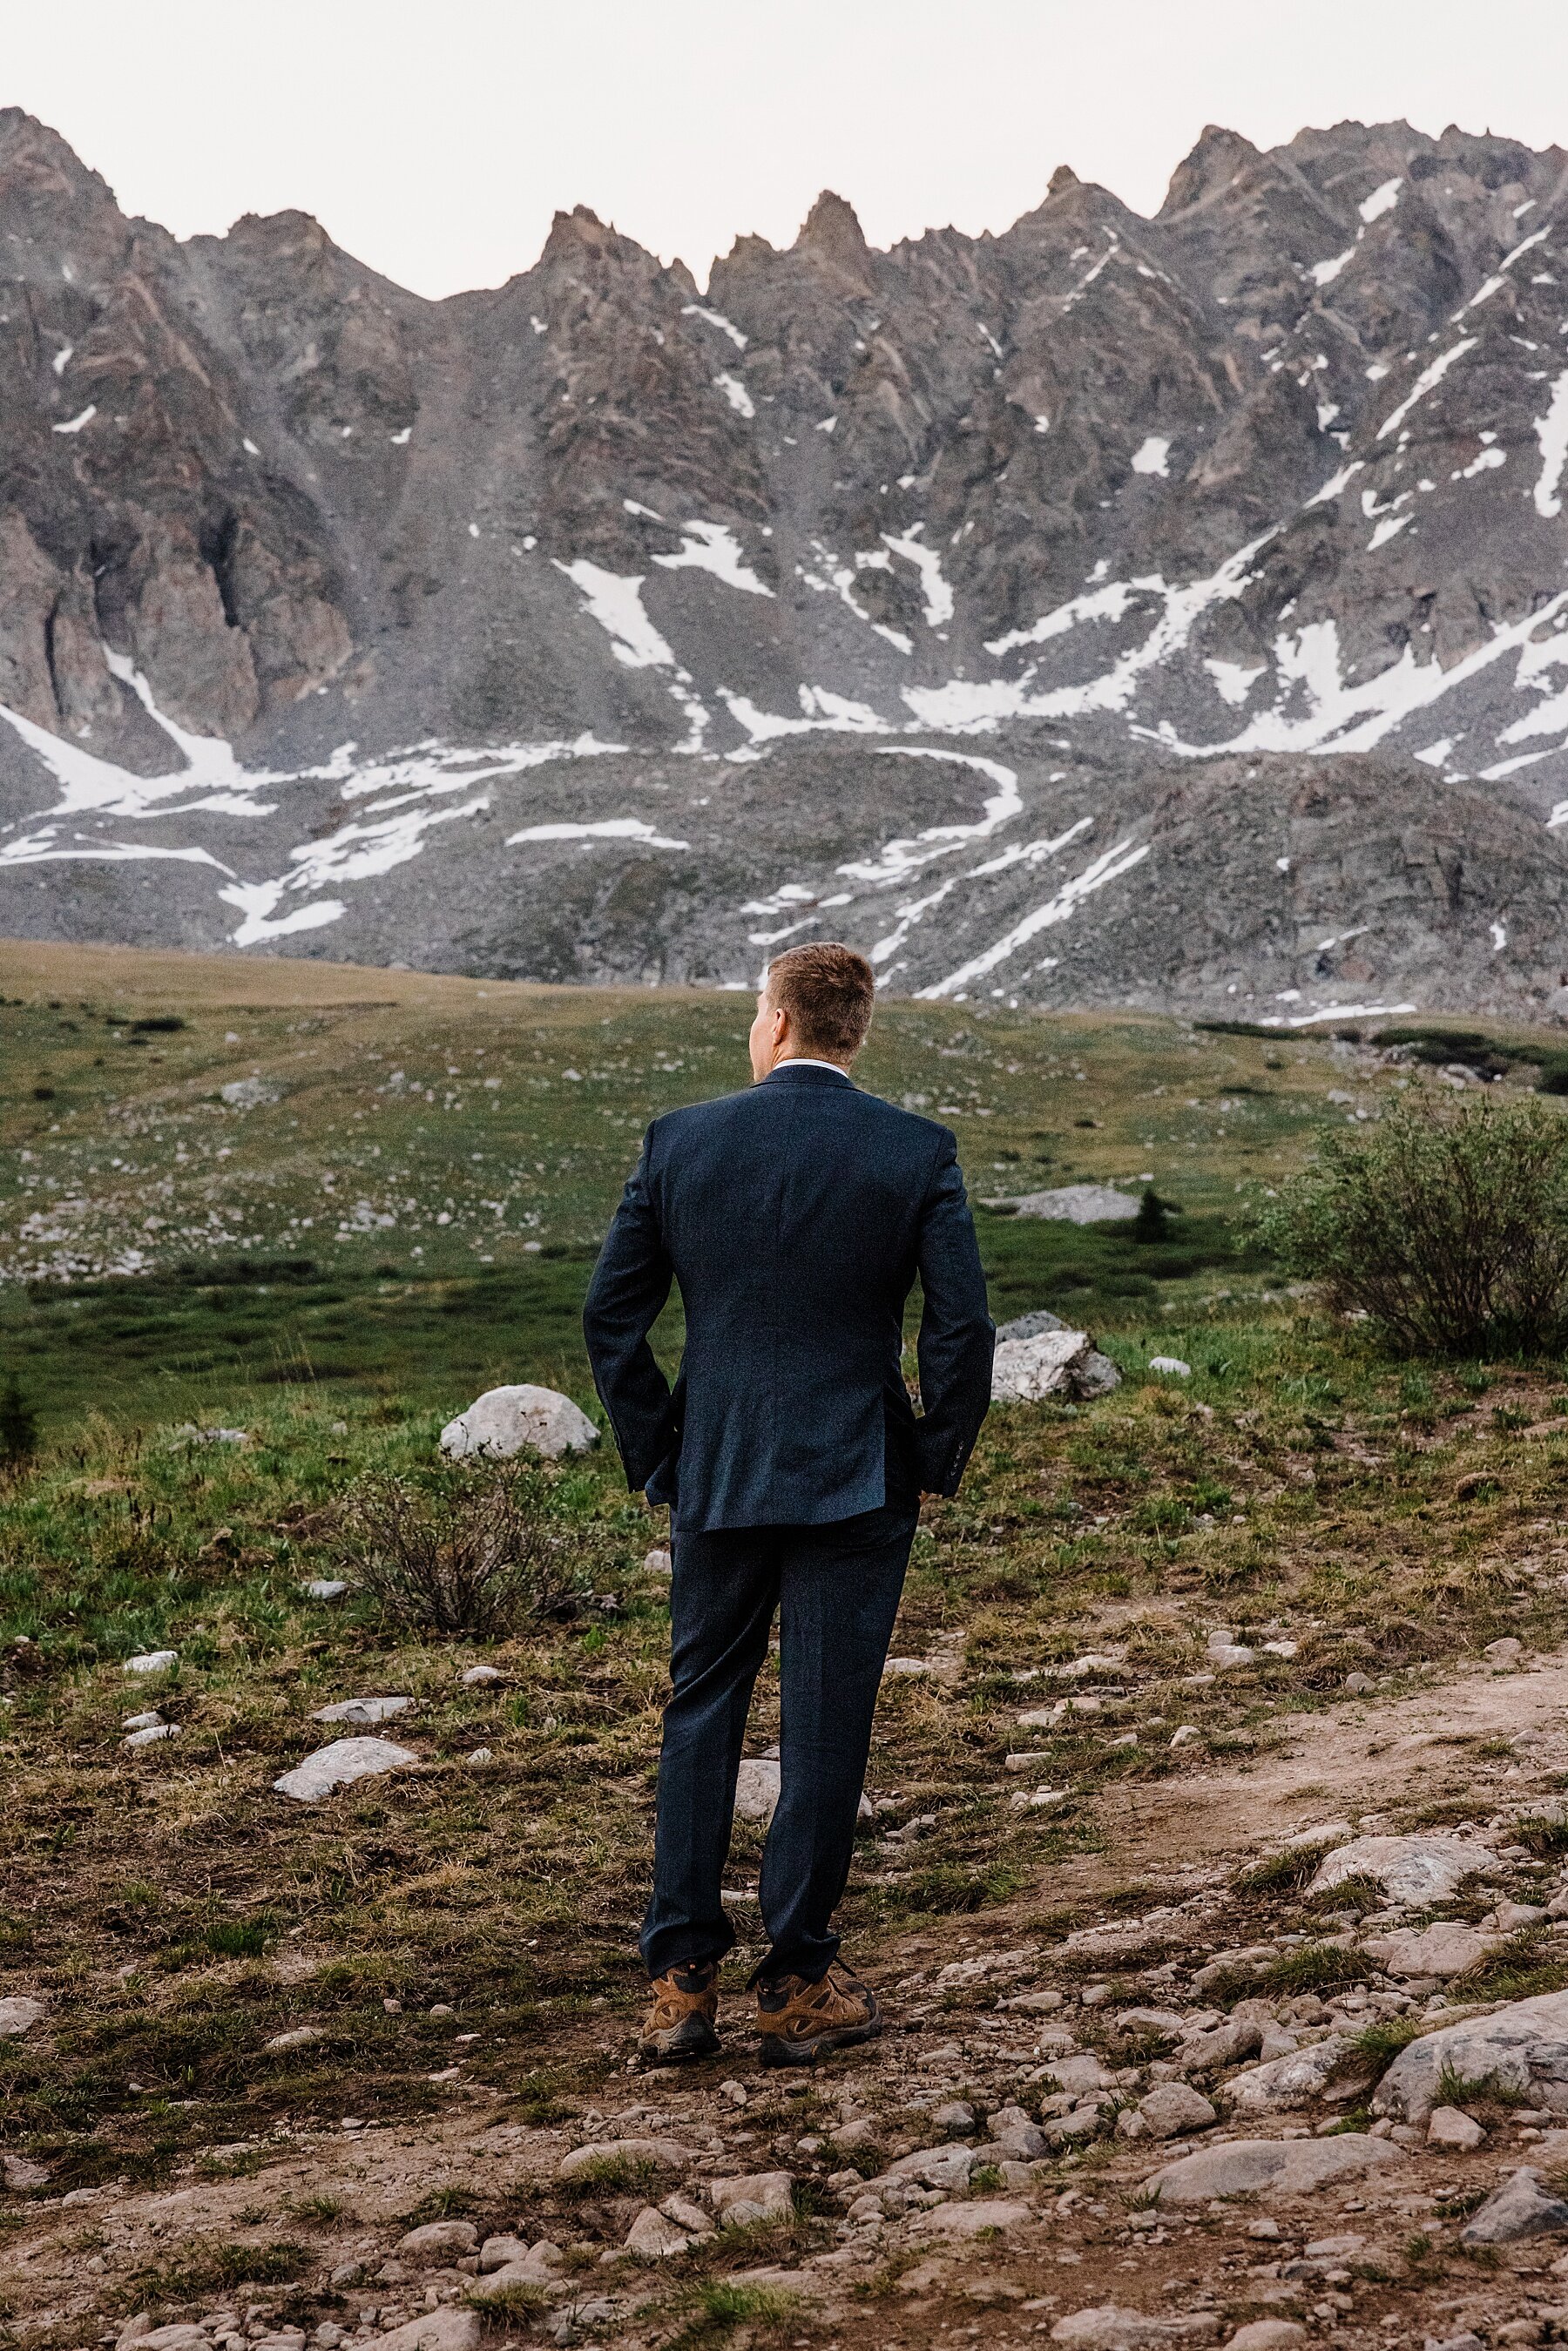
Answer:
[
  {"left": 132, "top": 2238, "right": 307, "bottom": 2303},
  {"left": 667, "top": 2280, "right": 801, "bottom": 2351},
  {"left": 1233, "top": 1845, "right": 1321, "bottom": 1897},
  {"left": 1259, "top": 1942, "right": 1375, "bottom": 1997},
  {"left": 468, "top": 2280, "right": 549, "bottom": 2323},
  {"left": 559, "top": 2152, "right": 664, "bottom": 2196}
]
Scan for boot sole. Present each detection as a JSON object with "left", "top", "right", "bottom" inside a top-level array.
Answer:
[
  {"left": 758, "top": 2011, "right": 883, "bottom": 2067},
  {"left": 636, "top": 2016, "right": 720, "bottom": 2068}
]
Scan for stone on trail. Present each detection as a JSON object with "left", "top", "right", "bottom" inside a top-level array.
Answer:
[
  {"left": 1050, "top": 2310, "right": 1220, "bottom": 2347},
  {"left": 916, "top": 2196, "right": 1031, "bottom": 2239},
  {"left": 1179, "top": 2018, "right": 1263, "bottom": 2076},
  {"left": 1362, "top": 1922, "right": 1504, "bottom": 1981},
  {"left": 397, "top": 2220, "right": 478, "bottom": 2258},
  {"left": 1459, "top": 2165, "right": 1568, "bottom": 2242},
  {"left": 733, "top": 1754, "right": 872, "bottom": 1825},
  {"left": 1373, "top": 1990, "right": 1568, "bottom": 2122},
  {"left": 0, "top": 1996, "right": 45, "bottom": 2039},
  {"left": 439, "top": 1383, "right": 598, "bottom": 1460},
  {"left": 124, "top": 1650, "right": 177, "bottom": 1675},
  {"left": 1227, "top": 2036, "right": 1361, "bottom": 2115},
  {"left": 707, "top": 2170, "right": 794, "bottom": 2225},
  {"left": 882, "top": 2144, "right": 975, "bottom": 2189},
  {"left": 361, "top": 2314, "right": 482, "bottom": 2351},
  {"left": 558, "top": 2136, "right": 694, "bottom": 2181},
  {"left": 312, "top": 1694, "right": 414, "bottom": 1725},
  {"left": 988, "top": 1185, "right": 1143, "bottom": 1225},
  {"left": 1484, "top": 1636, "right": 1524, "bottom": 1665},
  {"left": 1427, "top": 2105, "right": 1486, "bottom": 2149},
  {"left": 1306, "top": 1831, "right": 1497, "bottom": 1906},
  {"left": 624, "top": 2204, "right": 692, "bottom": 2256},
  {"left": 273, "top": 1736, "right": 418, "bottom": 1802},
  {"left": 1222, "top": 2328, "right": 1308, "bottom": 2351},
  {"left": 124, "top": 2329, "right": 209, "bottom": 2351},
  {"left": 1147, "top": 2133, "right": 1400, "bottom": 2203},
  {"left": 1, "top": 2151, "right": 49, "bottom": 2189},
  {"left": 1136, "top": 2083, "right": 1217, "bottom": 2138}
]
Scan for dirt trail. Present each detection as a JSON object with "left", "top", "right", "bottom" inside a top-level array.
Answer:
[{"left": 1059, "top": 1650, "right": 1568, "bottom": 1896}]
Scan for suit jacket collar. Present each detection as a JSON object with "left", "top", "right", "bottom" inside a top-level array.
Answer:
[{"left": 763, "top": 1061, "right": 855, "bottom": 1089}]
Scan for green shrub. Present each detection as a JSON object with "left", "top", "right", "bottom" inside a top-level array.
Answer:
[{"left": 1259, "top": 1095, "right": 1568, "bottom": 1355}]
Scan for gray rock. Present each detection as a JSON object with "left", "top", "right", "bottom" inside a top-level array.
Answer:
[
  {"left": 397, "top": 2221, "right": 478, "bottom": 2259},
  {"left": 303, "top": 1579, "right": 349, "bottom": 1602},
  {"left": 362, "top": 2315, "right": 482, "bottom": 2351},
  {"left": 707, "top": 2169, "right": 794, "bottom": 2225},
  {"left": 460, "top": 1665, "right": 504, "bottom": 1686},
  {"left": 124, "top": 1650, "right": 177, "bottom": 1675},
  {"left": 470, "top": 2241, "right": 563, "bottom": 2293},
  {"left": 1180, "top": 2018, "right": 1264, "bottom": 2075},
  {"left": 124, "top": 1721, "right": 180, "bottom": 1747},
  {"left": 0, "top": 1996, "right": 45, "bottom": 2039},
  {"left": 0, "top": 2152, "right": 49, "bottom": 2189},
  {"left": 1148, "top": 2133, "right": 1401, "bottom": 2203},
  {"left": 931, "top": 2099, "right": 977, "bottom": 2136},
  {"left": 1148, "top": 1356, "right": 1192, "bottom": 1378},
  {"left": 1459, "top": 2165, "right": 1568, "bottom": 2243},
  {"left": 1137, "top": 2083, "right": 1217, "bottom": 2138},
  {"left": 624, "top": 2205, "right": 692, "bottom": 2257},
  {"left": 997, "top": 1308, "right": 1068, "bottom": 1341},
  {"left": 1426, "top": 2105, "right": 1485, "bottom": 2149},
  {"left": 984, "top": 2103, "right": 1049, "bottom": 2159},
  {"left": 1374, "top": 1990, "right": 1568, "bottom": 2122},
  {"left": 1307, "top": 1832, "right": 1497, "bottom": 1906},
  {"left": 1227, "top": 2035, "right": 1361, "bottom": 2115},
  {"left": 1049, "top": 2310, "right": 1220, "bottom": 2347},
  {"left": 916, "top": 2197, "right": 1031, "bottom": 2238},
  {"left": 991, "top": 1328, "right": 1094, "bottom": 1402},
  {"left": 311, "top": 1694, "right": 415, "bottom": 1726},
  {"left": 1221, "top": 2328, "right": 1307, "bottom": 2351},
  {"left": 439, "top": 1384, "right": 598, "bottom": 1461},
  {"left": 1361, "top": 1922, "right": 1504, "bottom": 1981},
  {"left": 273, "top": 1735, "right": 418, "bottom": 1802},
  {"left": 558, "top": 2135, "right": 695, "bottom": 2181},
  {"left": 264, "top": 2024, "right": 323, "bottom": 2053},
  {"left": 987, "top": 1186, "right": 1143, "bottom": 1225},
  {"left": 882, "top": 2144, "right": 974, "bottom": 2189},
  {"left": 733, "top": 1754, "right": 871, "bottom": 1825}
]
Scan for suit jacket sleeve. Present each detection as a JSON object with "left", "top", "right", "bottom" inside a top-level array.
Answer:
[
  {"left": 582, "top": 1125, "right": 678, "bottom": 1492},
  {"left": 913, "top": 1129, "right": 995, "bottom": 1496}
]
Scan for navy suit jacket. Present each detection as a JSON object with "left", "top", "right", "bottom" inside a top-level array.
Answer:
[{"left": 582, "top": 1062, "right": 995, "bottom": 1531}]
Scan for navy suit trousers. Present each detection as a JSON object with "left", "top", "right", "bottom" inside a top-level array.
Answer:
[{"left": 639, "top": 1498, "right": 917, "bottom": 1985}]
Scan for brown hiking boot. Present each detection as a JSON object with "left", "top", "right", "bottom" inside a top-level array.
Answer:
[
  {"left": 755, "top": 1959, "right": 882, "bottom": 2066},
  {"left": 637, "top": 1960, "right": 720, "bottom": 2066}
]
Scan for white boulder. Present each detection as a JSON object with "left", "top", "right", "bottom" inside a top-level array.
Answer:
[
  {"left": 439, "top": 1384, "right": 598, "bottom": 1460},
  {"left": 1306, "top": 1831, "right": 1497, "bottom": 1907},
  {"left": 987, "top": 1185, "right": 1143, "bottom": 1224},
  {"left": 311, "top": 1696, "right": 414, "bottom": 1726},
  {"left": 124, "top": 1650, "right": 178, "bottom": 1676},
  {"left": 1374, "top": 1989, "right": 1568, "bottom": 2122},
  {"left": 1361, "top": 1922, "right": 1504, "bottom": 1981},
  {"left": 0, "top": 1996, "right": 45, "bottom": 2039},
  {"left": 733, "top": 1755, "right": 871, "bottom": 1826},
  {"left": 992, "top": 1328, "right": 1120, "bottom": 1402},
  {"left": 274, "top": 1736, "right": 417, "bottom": 1803}
]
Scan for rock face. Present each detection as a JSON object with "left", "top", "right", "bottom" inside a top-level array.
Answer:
[
  {"left": 439, "top": 1385, "right": 599, "bottom": 1460},
  {"left": 1374, "top": 1990, "right": 1568, "bottom": 2121},
  {"left": 10, "top": 111, "right": 1568, "bottom": 1026}
]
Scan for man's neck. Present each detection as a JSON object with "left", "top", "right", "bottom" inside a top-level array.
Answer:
[{"left": 771, "top": 1054, "right": 850, "bottom": 1078}]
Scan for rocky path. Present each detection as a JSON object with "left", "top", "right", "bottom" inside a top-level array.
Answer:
[{"left": 10, "top": 1646, "right": 1568, "bottom": 2351}]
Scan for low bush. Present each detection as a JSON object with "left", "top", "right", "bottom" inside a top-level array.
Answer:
[
  {"left": 1260, "top": 1094, "right": 1568, "bottom": 1355},
  {"left": 339, "top": 1458, "right": 601, "bottom": 1636}
]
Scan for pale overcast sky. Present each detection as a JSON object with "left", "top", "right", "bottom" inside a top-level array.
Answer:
[{"left": 9, "top": 0, "right": 1568, "bottom": 299}]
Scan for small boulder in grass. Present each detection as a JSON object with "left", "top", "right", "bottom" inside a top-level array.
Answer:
[
  {"left": 643, "top": 1547, "right": 672, "bottom": 1575},
  {"left": 1460, "top": 2165, "right": 1568, "bottom": 2243},
  {"left": 439, "top": 1384, "right": 598, "bottom": 1461},
  {"left": 273, "top": 1736, "right": 417, "bottom": 1803},
  {"left": 0, "top": 1996, "right": 45, "bottom": 2039},
  {"left": 623, "top": 2205, "right": 691, "bottom": 2258},
  {"left": 124, "top": 1650, "right": 178, "bottom": 1676}
]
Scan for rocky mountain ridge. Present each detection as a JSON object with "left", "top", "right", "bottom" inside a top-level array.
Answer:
[{"left": 7, "top": 109, "right": 1568, "bottom": 1020}]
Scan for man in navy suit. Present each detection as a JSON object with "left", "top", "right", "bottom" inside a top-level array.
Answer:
[{"left": 584, "top": 942, "right": 993, "bottom": 2065}]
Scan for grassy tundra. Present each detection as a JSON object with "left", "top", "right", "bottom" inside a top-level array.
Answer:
[{"left": 3, "top": 936, "right": 1568, "bottom": 2198}]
